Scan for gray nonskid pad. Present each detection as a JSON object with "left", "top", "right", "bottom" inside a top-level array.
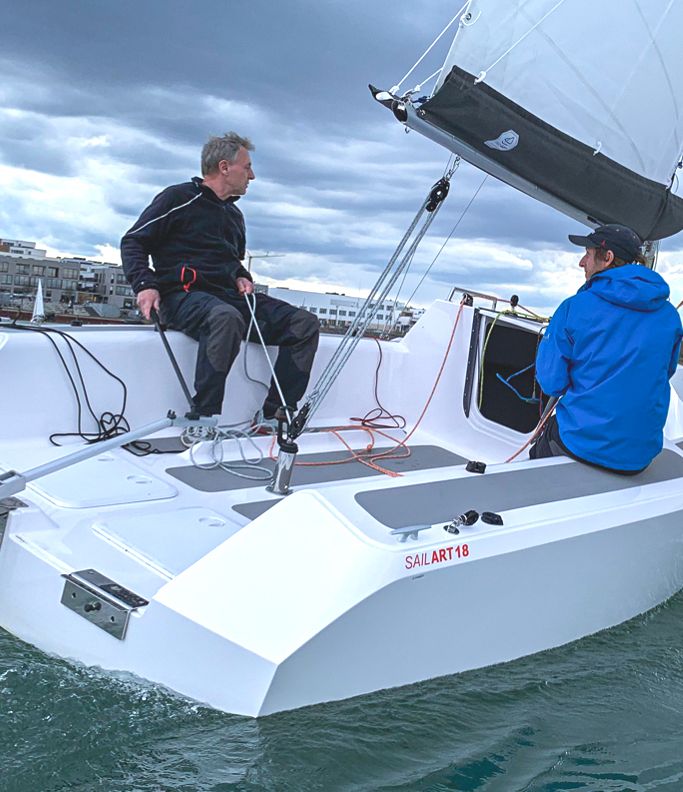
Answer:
[
  {"left": 232, "top": 499, "right": 282, "bottom": 521},
  {"left": 167, "top": 445, "right": 466, "bottom": 493},
  {"left": 355, "top": 450, "right": 683, "bottom": 529}
]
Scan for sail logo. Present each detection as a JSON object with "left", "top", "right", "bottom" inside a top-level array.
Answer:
[{"left": 484, "top": 130, "right": 519, "bottom": 151}]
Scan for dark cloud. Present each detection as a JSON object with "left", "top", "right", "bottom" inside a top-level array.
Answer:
[{"left": 2, "top": 0, "right": 683, "bottom": 310}]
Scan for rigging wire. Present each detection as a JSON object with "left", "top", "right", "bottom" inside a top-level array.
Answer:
[
  {"left": 404, "top": 173, "right": 488, "bottom": 308},
  {"left": 384, "top": 156, "right": 462, "bottom": 327},
  {"left": 390, "top": 2, "right": 470, "bottom": 94},
  {"left": 290, "top": 170, "right": 456, "bottom": 437},
  {"left": 474, "top": 0, "right": 568, "bottom": 83}
]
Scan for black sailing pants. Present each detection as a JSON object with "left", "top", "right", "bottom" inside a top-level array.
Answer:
[{"left": 160, "top": 289, "right": 320, "bottom": 417}]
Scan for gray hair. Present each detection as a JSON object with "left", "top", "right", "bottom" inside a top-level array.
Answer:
[{"left": 201, "top": 132, "right": 254, "bottom": 176}]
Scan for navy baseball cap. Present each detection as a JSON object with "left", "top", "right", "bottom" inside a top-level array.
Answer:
[{"left": 568, "top": 223, "right": 643, "bottom": 262}]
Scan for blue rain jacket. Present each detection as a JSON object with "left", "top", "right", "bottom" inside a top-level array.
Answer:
[{"left": 536, "top": 264, "right": 682, "bottom": 471}]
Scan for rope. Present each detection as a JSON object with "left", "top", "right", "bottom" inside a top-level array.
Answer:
[
  {"left": 350, "top": 338, "right": 407, "bottom": 430},
  {"left": 477, "top": 308, "right": 548, "bottom": 410},
  {"left": 405, "top": 173, "right": 488, "bottom": 307},
  {"left": 475, "top": 0, "right": 568, "bottom": 84},
  {"left": 390, "top": 2, "right": 470, "bottom": 94},
  {"left": 184, "top": 422, "right": 273, "bottom": 481},
  {"left": 265, "top": 299, "right": 466, "bottom": 478},
  {"left": 292, "top": 170, "right": 457, "bottom": 437},
  {"left": 505, "top": 398, "right": 558, "bottom": 463},
  {"left": 6, "top": 322, "right": 129, "bottom": 445},
  {"left": 243, "top": 292, "right": 293, "bottom": 424}
]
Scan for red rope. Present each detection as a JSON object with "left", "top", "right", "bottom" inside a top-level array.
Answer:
[{"left": 267, "top": 300, "right": 466, "bottom": 477}]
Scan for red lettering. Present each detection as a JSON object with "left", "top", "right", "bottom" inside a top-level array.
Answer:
[{"left": 405, "top": 544, "right": 471, "bottom": 572}]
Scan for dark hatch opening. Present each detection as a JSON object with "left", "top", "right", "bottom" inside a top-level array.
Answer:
[{"left": 476, "top": 319, "right": 549, "bottom": 433}]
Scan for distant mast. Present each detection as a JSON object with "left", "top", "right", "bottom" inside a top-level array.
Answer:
[{"left": 374, "top": 0, "right": 683, "bottom": 246}]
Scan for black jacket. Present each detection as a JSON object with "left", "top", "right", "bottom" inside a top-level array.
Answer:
[{"left": 120, "top": 177, "right": 252, "bottom": 297}]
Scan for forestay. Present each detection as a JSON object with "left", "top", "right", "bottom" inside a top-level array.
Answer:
[{"left": 404, "top": 0, "right": 683, "bottom": 240}]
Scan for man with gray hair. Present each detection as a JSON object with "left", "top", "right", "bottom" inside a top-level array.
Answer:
[{"left": 121, "top": 132, "right": 319, "bottom": 433}]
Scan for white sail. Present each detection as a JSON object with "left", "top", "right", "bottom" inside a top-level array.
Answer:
[
  {"left": 30, "top": 278, "right": 45, "bottom": 323},
  {"left": 374, "top": 0, "right": 683, "bottom": 239},
  {"left": 435, "top": 0, "right": 683, "bottom": 187}
]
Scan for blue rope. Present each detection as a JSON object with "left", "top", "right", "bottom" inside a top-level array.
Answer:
[{"left": 495, "top": 363, "right": 540, "bottom": 403}]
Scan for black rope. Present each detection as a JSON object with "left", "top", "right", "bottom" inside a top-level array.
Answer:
[
  {"left": 350, "top": 338, "right": 406, "bottom": 430},
  {"left": 7, "top": 322, "right": 130, "bottom": 445}
]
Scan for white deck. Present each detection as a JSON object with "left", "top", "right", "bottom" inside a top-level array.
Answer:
[{"left": 1, "top": 300, "right": 683, "bottom": 715}]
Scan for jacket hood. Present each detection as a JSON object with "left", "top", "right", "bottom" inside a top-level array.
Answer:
[{"left": 580, "top": 263, "right": 670, "bottom": 312}]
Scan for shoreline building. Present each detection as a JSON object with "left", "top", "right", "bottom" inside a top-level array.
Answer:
[
  {"left": 0, "top": 238, "right": 134, "bottom": 315},
  {"left": 264, "top": 286, "right": 424, "bottom": 335},
  {"left": 0, "top": 238, "right": 424, "bottom": 329}
]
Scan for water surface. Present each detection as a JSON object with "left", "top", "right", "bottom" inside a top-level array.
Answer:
[{"left": 2, "top": 591, "right": 683, "bottom": 791}]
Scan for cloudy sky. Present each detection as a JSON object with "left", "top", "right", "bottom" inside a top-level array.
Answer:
[{"left": 2, "top": 0, "right": 683, "bottom": 314}]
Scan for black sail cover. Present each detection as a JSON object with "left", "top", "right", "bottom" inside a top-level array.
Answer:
[
  {"left": 417, "top": 65, "right": 683, "bottom": 241},
  {"left": 384, "top": 0, "right": 683, "bottom": 242}
]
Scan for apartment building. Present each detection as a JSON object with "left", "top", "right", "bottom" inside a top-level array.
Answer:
[
  {"left": 0, "top": 239, "right": 79, "bottom": 307},
  {"left": 0, "top": 239, "right": 134, "bottom": 313}
]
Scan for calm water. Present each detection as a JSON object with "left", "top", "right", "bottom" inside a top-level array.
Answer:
[{"left": 2, "top": 591, "right": 683, "bottom": 792}]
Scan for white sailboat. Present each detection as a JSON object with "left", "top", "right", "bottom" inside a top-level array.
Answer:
[
  {"left": 30, "top": 278, "right": 45, "bottom": 323},
  {"left": 1, "top": 0, "right": 683, "bottom": 717}
]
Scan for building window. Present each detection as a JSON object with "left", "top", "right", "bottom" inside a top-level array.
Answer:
[
  {"left": 339, "top": 310, "right": 346, "bottom": 316},
  {"left": 318, "top": 308, "right": 327, "bottom": 314},
  {"left": 14, "top": 275, "right": 29, "bottom": 286},
  {"left": 32, "top": 265, "right": 45, "bottom": 275},
  {"left": 47, "top": 267, "right": 58, "bottom": 277},
  {"left": 16, "top": 264, "right": 29, "bottom": 275},
  {"left": 0, "top": 262, "right": 8, "bottom": 273},
  {"left": 0, "top": 274, "right": 11, "bottom": 285}
]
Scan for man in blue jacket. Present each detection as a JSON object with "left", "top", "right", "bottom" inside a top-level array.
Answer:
[
  {"left": 530, "top": 223, "right": 682, "bottom": 473},
  {"left": 121, "top": 132, "right": 319, "bottom": 433}
]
